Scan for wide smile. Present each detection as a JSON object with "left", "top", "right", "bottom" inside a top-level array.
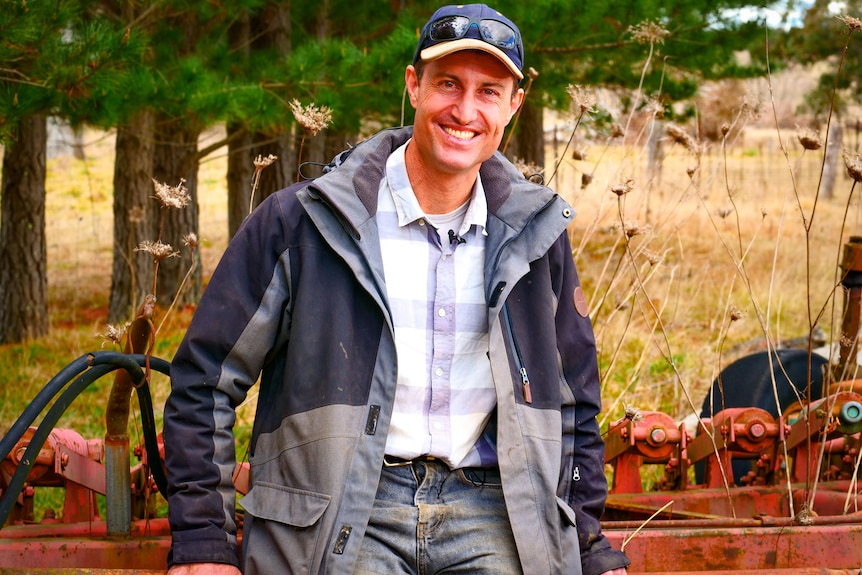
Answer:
[{"left": 442, "top": 126, "right": 478, "bottom": 141}]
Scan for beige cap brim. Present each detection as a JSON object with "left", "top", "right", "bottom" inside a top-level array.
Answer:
[{"left": 420, "top": 38, "right": 523, "bottom": 81}]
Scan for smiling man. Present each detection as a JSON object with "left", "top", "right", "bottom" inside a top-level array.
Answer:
[{"left": 164, "top": 4, "right": 630, "bottom": 575}]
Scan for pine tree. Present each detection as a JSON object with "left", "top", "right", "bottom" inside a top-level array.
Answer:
[{"left": 0, "top": 0, "right": 145, "bottom": 343}]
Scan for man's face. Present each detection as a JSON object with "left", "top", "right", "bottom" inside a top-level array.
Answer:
[{"left": 405, "top": 50, "right": 524, "bottom": 179}]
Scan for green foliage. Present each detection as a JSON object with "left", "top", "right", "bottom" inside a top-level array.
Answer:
[
  {"left": 489, "top": 0, "right": 770, "bottom": 114},
  {"left": 781, "top": 0, "right": 862, "bottom": 121},
  {"left": 0, "top": 0, "right": 150, "bottom": 141},
  {"left": 0, "top": 0, "right": 783, "bottom": 144}
]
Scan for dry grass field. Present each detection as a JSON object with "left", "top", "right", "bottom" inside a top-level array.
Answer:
[{"left": 1, "top": 95, "right": 860, "bottom": 473}]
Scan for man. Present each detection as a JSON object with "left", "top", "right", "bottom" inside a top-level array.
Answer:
[{"left": 164, "top": 4, "right": 630, "bottom": 574}]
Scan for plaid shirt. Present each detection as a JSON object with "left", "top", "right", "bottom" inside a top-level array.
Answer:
[{"left": 377, "top": 142, "right": 497, "bottom": 468}]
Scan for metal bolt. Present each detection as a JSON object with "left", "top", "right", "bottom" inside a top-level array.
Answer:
[
  {"left": 748, "top": 422, "right": 766, "bottom": 439},
  {"left": 648, "top": 427, "right": 667, "bottom": 445},
  {"left": 60, "top": 453, "right": 69, "bottom": 468}
]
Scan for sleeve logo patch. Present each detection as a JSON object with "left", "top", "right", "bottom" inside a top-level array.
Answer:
[{"left": 573, "top": 286, "right": 589, "bottom": 318}]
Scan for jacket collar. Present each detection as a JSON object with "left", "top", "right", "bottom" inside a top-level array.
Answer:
[{"left": 310, "top": 125, "right": 563, "bottom": 240}]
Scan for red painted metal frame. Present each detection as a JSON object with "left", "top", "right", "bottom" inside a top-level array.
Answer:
[{"left": 2, "top": 400, "right": 862, "bottom": 572}]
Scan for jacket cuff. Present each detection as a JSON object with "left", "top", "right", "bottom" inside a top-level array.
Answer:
[
  {"left": 581, "top": 539, "right": 631, "bottom": 575},
  {"left": 168, "top": 533, "right": 240, "bottom": 568}
]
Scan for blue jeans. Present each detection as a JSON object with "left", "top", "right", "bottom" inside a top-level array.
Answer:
[{"left": 354, "top": 458, "right": 523, "bottom": 574}]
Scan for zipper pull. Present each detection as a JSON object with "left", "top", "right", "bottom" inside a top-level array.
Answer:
[{"left": 520, "top": 367, "right": 532, "bottom": 404}]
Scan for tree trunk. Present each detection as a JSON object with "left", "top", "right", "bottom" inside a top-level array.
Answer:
[
  {"left": 0, "top": 114, "right": 49, "bottom": 344},
  {"left": 504, "top": 100, "right": 544, "bottom": 169},
  {"left": 254, "top": 132, "right": 293, "bottom": 200},
  {"left": 227, "top": 123, "right": 253, "bottom": 238},
  {"left": 109, "top": 109, "right": 156, "bottom": 323},
  {"left": 227, "top": 13, "right": 253, "bottom": 238},
  {"left": 151, "top": 119, "right": 202, "bottom": 308},
  {"left": 247, "top": 1, "right": 294, "bottom": 203}
]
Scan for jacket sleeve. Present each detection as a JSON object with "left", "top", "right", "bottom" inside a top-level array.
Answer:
[
  {"left": 163, "top": 189, "right": 299, "bottom": 567},
  {"left": 549, "top": 232, "right": 631, "bottom": 575}
]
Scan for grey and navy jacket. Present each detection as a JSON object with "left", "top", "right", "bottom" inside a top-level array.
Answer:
[{"left": 164, "top": 126, "right": 630, "bottom": 575}]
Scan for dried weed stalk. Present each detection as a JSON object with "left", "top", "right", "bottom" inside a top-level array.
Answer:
[
  {"left": 290, "top": 99, "right": 333, "bottom": 182},
  {"left": 250, "top": 154, "right": 278, "bottom": 215}
]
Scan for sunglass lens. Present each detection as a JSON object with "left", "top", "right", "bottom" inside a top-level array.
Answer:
[
  {"left": 429, "top": 16, "right": 470, "bottom": 41},
  {"left": 479, "top": 20, "right": 517, "bottom": 50}
]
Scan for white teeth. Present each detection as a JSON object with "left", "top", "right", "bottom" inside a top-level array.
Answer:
[{"left": 444, "top": 127, "right": 475, "bottom": 140}]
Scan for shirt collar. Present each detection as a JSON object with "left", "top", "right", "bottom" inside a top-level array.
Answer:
[{"left": 385, "top": 140, "right": 488, "bottom": 236}]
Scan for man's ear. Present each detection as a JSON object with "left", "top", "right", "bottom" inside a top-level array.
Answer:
[
  {"left": 508, "top": 87, "right": 525, "bottom": 124},
  {"left": 405, "top": 65, "right": 420, "bottom": 108}
]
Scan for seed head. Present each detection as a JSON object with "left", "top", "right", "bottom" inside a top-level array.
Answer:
[
  {"left": 624, "top": 220, "right": 649, "bottom": 238},
  {"left": 796, "top": 127, "right": 822, "bottom": 151},
  {"left": 136, "top": 240, "right": 179, "bottom": 262},
  {"left": 581, "top": 172, "right": 594, "bottom": 189},
  {"left": 610, "top": 179, "right": 634, "bottom": 196},
  {"left": 129, "top": 205, "right": 145, "bottom": 224},
  {"left": 571, "top": 147, "right": 587, "bottom": 161},
  {"left": 729, "top": 305, "right": 744, "bottom": 322},
  {"left": 666, "top": 123, "right": 699, "bottom": 154},
  {"left": 289, "top": 99, "right": 333, "bottom": 137},
  {"left": 642, "top": 249, "right": 662, "bottom": 266},
  {"left": 838, "top": 14, "right": 862, "bottom": 32},
  {"left": 644, "top": 98, "right": 665, "bottom": 119},
  {"left": 527, "top": 67, "right": 540, "bottom": 80},
  {"left": 253, "top": 154, "right": 278, "bottom": 171},
  {"left": 152, "top": 178, "right": 190, "bottom": 209},
  {"left": 182, "top": 232, "right": 198, "bottom": 250},
  {"left": 844, "top": 150, "right": 862, "bottom": 182},
  {"left": 610, "top": 123, "right": 625, "bottom": 139},
  {"left": 628, "top": 20, "right": 670, "bottom": 45},
  {"left": 98, "top": 322, "right": 130, "bottom": 347},
  {"left": 566, "top": 84, "right": 596, "bottom": 115},
  {"left": 623, "top": 403, "right": 644, "bottom": 424}
]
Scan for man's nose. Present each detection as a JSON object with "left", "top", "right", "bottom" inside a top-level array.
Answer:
[{"left": 453, "top": 92, "right": 479, "bottom": 124}]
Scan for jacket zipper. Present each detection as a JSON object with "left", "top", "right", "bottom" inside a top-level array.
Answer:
[{"left": 502, "top": 303, "right": 532, "bottom": 404}]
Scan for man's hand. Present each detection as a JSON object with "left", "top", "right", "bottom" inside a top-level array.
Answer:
[
  {"left": 599, "top": 569, "right": 628, "bottom": 575},
  {"left": 167, "top": 564, "right": 241, "bottom": 575}
]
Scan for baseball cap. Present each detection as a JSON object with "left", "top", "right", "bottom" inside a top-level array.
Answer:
[{"left": 413, "top": 4, "right": 524, "bottom": 80}]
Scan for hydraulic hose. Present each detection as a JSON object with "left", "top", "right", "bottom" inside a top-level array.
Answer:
[
  {"left": 0, "top": 352, "right": 170, "bottom": 528},
  {"left": 0, "top": 354, "right": 93, "bottom": 463}
]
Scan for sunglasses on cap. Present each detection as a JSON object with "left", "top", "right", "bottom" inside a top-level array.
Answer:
[{"left": 418, "top": 15, "right": 523, "bottom": 62}]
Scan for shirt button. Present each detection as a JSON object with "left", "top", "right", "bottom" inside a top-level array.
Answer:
[
  {"left": 435, "top": 367, "right": 443, "bottom": 376},
  {"left": 433, "top": 422, "right": 443, "bottom": 430},
  {"left": 438, "top": 308, "right": 446, "bottom": 317}
]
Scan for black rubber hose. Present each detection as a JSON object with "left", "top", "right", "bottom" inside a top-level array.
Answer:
[
  {"left": 0, "top": 363, "right": 114, "bottom": 527},
  {"left": 0, "top": 353, "right": 171, "bottom": 528},
  {"left": 0, "top": 354, "right": 93, "bottom": 463}
]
